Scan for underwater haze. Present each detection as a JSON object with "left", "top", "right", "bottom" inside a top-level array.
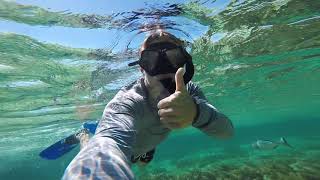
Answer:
[{"left": 1, "top": 0, "right": 320, "bottom": 179}]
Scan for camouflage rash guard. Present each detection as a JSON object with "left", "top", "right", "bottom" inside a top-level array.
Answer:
[{"left": 63, "top": 78, "right": 222, "bottom": 180}]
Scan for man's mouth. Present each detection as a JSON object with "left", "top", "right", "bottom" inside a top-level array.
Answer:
[{"left": 159, "top": 78, "right": 176, "bottom": 94}]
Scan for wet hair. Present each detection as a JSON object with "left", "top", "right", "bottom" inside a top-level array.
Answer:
[{"left": 141, "top": 30, "right": 185, "bottom": 52}]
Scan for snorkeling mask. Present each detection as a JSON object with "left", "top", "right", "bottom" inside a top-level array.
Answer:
[{"left": 129, "top": 42, "right": 194, "bottom": 93}]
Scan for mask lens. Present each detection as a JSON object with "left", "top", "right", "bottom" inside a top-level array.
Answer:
[
  {"left": 140, "top": 46, "right": 188, "bottom": 76},
  {"left": 140, "top": 50, "right": 159, "bottom": 72},
  {"left": 165, "top": 48, "right": 186, "bottom": 68}
]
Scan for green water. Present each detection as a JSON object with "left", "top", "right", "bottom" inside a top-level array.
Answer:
[{"left": 1, "top": 0, "right": 320, "bottom": 179}]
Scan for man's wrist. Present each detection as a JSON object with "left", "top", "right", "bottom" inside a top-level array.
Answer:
[{"left": 191, "top": 97, "right": 218, "bottom": 129}]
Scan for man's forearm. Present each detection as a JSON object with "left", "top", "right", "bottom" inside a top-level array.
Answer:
[
  {"left": 192, "top": 101, "right": 234, "bottom": 138},
  {"left": 62, "top": 136, "right": 134, "bottom": 180},
  {"left": 206, "top": 111, "right": 234, "bottom": 138}
]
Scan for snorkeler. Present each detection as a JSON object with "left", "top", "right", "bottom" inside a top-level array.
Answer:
[{"left": 62, "top": 31, "right": 234, "bottom": 179}]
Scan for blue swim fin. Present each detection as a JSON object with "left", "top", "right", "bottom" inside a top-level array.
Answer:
[
  {"left": 39, "top": 121, "right": 98, "bottom": 160},
  {"left": 82, "top": 121, "right": 98, "bottom": 134},
  {"left": 39, "top": 132, "right": 80, "bottom": 160}
]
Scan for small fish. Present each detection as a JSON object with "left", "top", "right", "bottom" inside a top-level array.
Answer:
[{"left": 252, "top": 137, "right": 292, "bottom": 150}]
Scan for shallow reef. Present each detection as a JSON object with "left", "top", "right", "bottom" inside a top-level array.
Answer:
[{"left": 135, "top": 142, "right": 320, "bottom": 180}]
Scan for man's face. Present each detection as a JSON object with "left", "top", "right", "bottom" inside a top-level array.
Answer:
[{"left": 140, "top": 37, "right": 186, "bottom": 101}]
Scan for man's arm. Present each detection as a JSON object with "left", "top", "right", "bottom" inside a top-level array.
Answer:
[
  {"left": 62, "top": 101, "right": 137, "bottom": 180},
  {"left": 188, "top": 82, "right": 234, "bottom": 139}
]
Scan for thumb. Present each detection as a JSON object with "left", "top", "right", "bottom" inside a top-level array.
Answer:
[{"left": 175, "top": 67, "right": 186, "bottom": 92}]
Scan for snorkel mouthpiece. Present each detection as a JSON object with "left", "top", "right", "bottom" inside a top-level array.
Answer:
[{"left": 159, "top": 78, "right": 176, "bottom": 94}]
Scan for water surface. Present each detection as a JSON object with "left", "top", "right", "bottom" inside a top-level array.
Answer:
[{"left": 0, "top": 0, "right": 320, "bottom": 179}]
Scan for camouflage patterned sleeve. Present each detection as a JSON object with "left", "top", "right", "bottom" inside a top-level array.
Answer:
[
  {"left": 187, "top": 82, "right": 234, "bottom": 138},
  {"left": 62, "top": 100, "right": 137, "bottom": 180}
]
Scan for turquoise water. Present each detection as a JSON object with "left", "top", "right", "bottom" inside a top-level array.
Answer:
[{"left": 1, "top": 0, "right": 320, "bottom": 179}]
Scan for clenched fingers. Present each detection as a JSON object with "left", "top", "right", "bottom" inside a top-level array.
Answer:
[
  {"left": 157, "top": 93, "right": 179, "bottom": 109},
  {"left": 158, "top": 108, "right": 177, "bottom": 117}
]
